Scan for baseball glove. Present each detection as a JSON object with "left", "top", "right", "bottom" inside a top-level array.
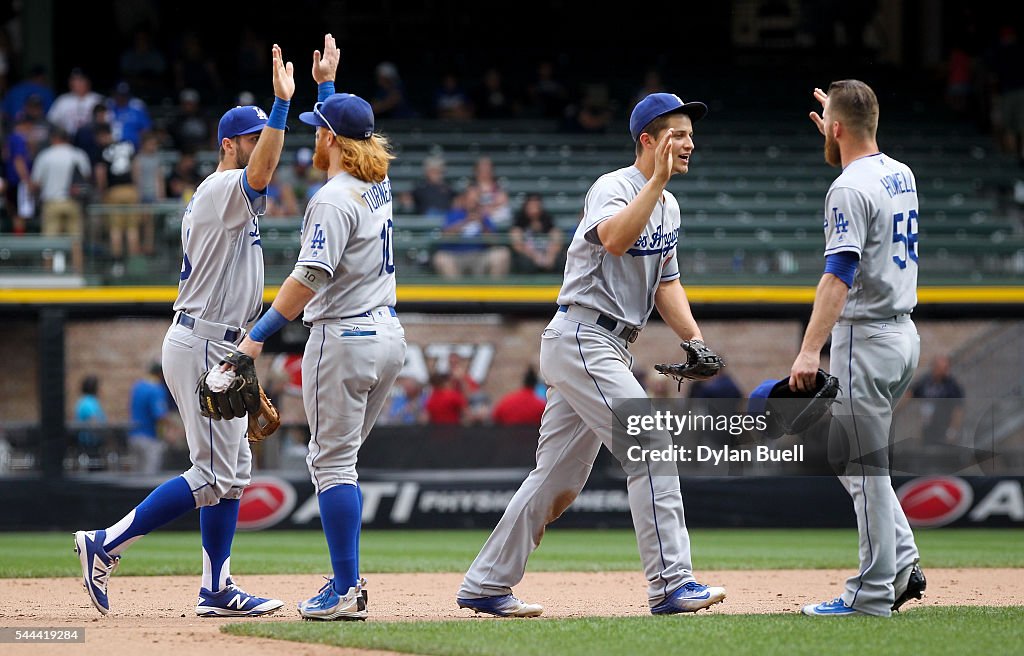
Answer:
[
  {"left": 655, "top": 339, "right": 725, "bottom": 389},
  {"left": 196, "top": 351, "right": 281, "bottom": 442},
  {"left": 767, "top": 369, "right": 841, "bottom": 435}
]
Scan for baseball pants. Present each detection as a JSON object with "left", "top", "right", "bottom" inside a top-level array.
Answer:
[
  {"left": 831, "top": 318, "right": 921, "bottom": 617},
  {"left": 461, "top": 313, "right": 695, "bottom": 607}
]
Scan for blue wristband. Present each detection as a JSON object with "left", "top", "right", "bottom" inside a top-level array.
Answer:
[
  {"left": 267, "top": 98, "right": 289, "bottom": 131},
  {"left": 249, "top": 307, "right": 289, "bottom": 343},
  {"left": 318, "top": 81, "right": 335, "bottom": 103}
]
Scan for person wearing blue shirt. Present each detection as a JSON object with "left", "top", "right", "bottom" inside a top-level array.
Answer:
[
  {"left": 129, "top": 363, "right": 170, "bottom": 474},
  {"left": 74, "top": 375, "right": 107, "bottom": 465},
  {"left": 106, "top": 82, "right": 152, "bottom": 149},
  {"left": 432, "top": 186, "right": 510, "bottom": 278},
  {"left": 2, "top": 65, "right": 55, "bottom": 121}
]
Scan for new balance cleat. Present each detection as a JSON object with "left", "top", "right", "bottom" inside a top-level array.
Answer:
[
  {"left": 457, "top": 593, "right": 543, "bottom": 618},
  {"left": 195, "top": 577, "right": 283, "bottom": 617},
  {"left": 74, "top": 530, "right": 120, "bottom": 615},
  {"left": 298, "top": 577, "right": 368, "bottom": 621},
  {"left": 651, "top": 581, "right": 726, "bottom": 614}
]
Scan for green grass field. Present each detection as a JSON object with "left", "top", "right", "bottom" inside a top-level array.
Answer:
[
  {"left": 0, "top": 528, "right": 1022, "bottom": 577},
  {"left": 4, "top": 529, "right": 1020, "bottom": 656},
  {"left": 224, "top": 608, "right": 1024, "bottom": 656}
]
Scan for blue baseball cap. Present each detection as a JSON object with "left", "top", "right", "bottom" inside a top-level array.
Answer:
[
  {"left": 299, "top": 93, "right": 374, "bottom": 140},
  {"left": 629, "top": 92, "right": 708, "bottom": 141},
  {"left": 217, "top": 105, "right": 269, "bottom": 144},
  {"left": 747, "top": 378, "right": 780, "bottom": 417}
]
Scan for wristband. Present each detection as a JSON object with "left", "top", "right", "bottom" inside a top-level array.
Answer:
[
  {"left": 249, "top": 307, "right": 289, "bottom": 343},
  {"left": 267, "top": 98, "right": 290, "bottom": 131},
  {"left": 318, "top": 81, "right": 335, "bottom": 103}
]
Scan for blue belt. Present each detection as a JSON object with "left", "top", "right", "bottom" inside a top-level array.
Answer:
[
  {"left": 340, "top": 306, "right": 397, "bottom": 320},
  {"left": 176, "top": 313, "right": 241, "bottom": 342},
  {"left": 558, "top": 305, "right": 640, "bottom": 343}
]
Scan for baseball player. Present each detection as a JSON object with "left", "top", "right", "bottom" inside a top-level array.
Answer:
[
  {"left": 457, "top": 93, "right": 726, "bottom": 617},
  {"left": 792, "top": 81, "right": 926, "bottom": 617},
  {"left": 234, "top": 34, "right": 405, "bottom": 621},
  {"left": 73, "top": 44, "right": 295, "bottom": 617}
]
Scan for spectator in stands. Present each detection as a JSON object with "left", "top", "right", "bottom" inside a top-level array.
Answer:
[
  {"left": 510, "top": 193, "right": 563, "bottom": 273},
  {"left": 910, "top": 355, "right": 965, "bottom": 445},
  {"left": 128, "top": 362, "right": 171, "bottom": 474},
  {"left": 73, "top": 103, "right": 112, "bottom": 164},
  {"left": 371, "top": 61, "right": 416, "bottom": 119},
  {"left": 119, "top": 30, "right": 168, "bottom": 103},
  {"left": 434, "top": 72, "right": 473, "bottom": 120},
  {"left": 94, "top": 123, "right": 141, "bottom": 269},
  {"left": 449, "top": 352, "right": 491, "bottom": 425},
  {"left": 174, "top": 32, "right": 222, "bottom": 101},
  {"left": 383, "top": 375, "right": 429, "bottom": 425},
  {"left": 106, "top": 82, "right": 152, "bottom": 149},
  {"left": 47, "top": 68, "right": 103, "bottom": 137},
  {"left": 493, "top": 368, "right": 547, "bottom": 426},
  {"left": 425, "top": 372, "right": 468, "bottom": 425},
  {"left": 474, "top": 67, "right": 516, "bottom": 118},
  {"left": 986, "top": 25, "right": 1024, "bottom": 166},
  {"left": 2, "top": 65, "right": 54, "bottom": 122},
  {"left": 20, "top": 94, "right": 52, "bottom": 154},
  {"left": 165, "top": 148, "right": 200, "bottom": 202},
  {"left": 74, "top": 375, "right": 107, "bottom": 467},
  {"left": 134, "top": 132, "right": 165, "bottom": 255},
  {"left": 526, "top": 61, "right": 568, "bottom": 120},
  {"left": 170, "top": 88, "right": 212, "bottom": 151},
  {"left": 432, "top": 186, "right": 511, "bottom": 279},
  {"left": 405, "top": 155, "right": 455, "bottom": 216},
  {"left": 4, "top": 113, "right": 36, "bottom": 234},
  {"left": 468, "top": 156, "right": 512, "bottom": 226},
  {"left": 689, "top": 368, "right": 743, "bottom": 447},
  {"left": 563, "top": 84, "right": 613, "bottom": 134},
  {"left": 30, "top": 127, "right": 91, "bottom": 272},
  {"left": 633, "top": 69, "right": 666, "bottom": 108}
]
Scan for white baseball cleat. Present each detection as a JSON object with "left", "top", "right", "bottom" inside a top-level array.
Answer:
[
  {"left": 651, "top": 582, "right": 726, "bottom": 614},
  {"left": 457, "top": 593, "right": 544, "bottom": 617}
]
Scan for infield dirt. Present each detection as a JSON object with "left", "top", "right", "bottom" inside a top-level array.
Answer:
[{"left": 2, "top": 569, "right": 1021, "bottom": 655}]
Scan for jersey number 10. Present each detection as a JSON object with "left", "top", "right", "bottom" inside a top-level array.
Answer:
[
  {"left": 379, "top": 218, "right": 395, "bottom": 276},
  {"left": 892, "top": 210, "right": 919, "bottom": 269}
]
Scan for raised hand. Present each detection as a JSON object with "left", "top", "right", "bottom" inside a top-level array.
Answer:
[
  {"left": 808, "top": 86, "right": 828, "bottom": 136},
  {"left": 312, "top": 33, "right": 341, "bottom": 84},
  {"left": 652, "top": 128, "right": 675, "bottom": 186},
  {"left": 272, "top": 44, "right": 295, "bottom": 101}
]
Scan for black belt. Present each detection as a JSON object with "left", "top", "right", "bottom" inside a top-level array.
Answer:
[
  {"left": 558, "top": 305, "right": 640, "bottom": 343},
  {"left": 176, "top": 313, "right": 241, "bottom": 342}
]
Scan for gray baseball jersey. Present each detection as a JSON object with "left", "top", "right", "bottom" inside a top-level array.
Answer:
[
  {"left": 297, "top": 173, "right": 397, "bottom": 322},
  {"left": 823, "top": 153, "right": 918, "bottom": 321},
  {"left": 822, "top": 152, "right": 922, "bottom": 616},
  {"left": 462, "top": 163, "right": 704, "bottom": 609},
  {"left": 163, "top": 166, "right": 267, "bottom": 508},
  {"left": 557, "top": 166, "right": 680, "bottom": 329},
  {"left": 174, "top": 169, "right": 267, "bottom": 327}
]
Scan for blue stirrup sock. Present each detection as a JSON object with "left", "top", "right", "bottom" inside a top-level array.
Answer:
[
  {"left": 200, "top": 498, "right": 240, "bottom": 591},
  {"left": 103, "top": 476, "right": 196, "bottom": 555},
  {"left": 318, "top": 483, "right": 361, "bottom": 594}
]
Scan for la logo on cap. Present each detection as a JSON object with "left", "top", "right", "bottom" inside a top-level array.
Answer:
[{"left": 254, "top": 107, "right": 268, "bottom": 120}]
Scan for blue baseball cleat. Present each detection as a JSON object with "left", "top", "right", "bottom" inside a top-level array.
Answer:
[
  {"left": 802, "top": 597, "right": 863, "bottom": 616},
  {"left": 651, "top": 581, "right": 727, "bottom": 614},
  {"left": 74, "top": 530, "right": 120, "bottom": 615},
  {"left": 298, "top": 577, "right": 368, "bottom": 621},
  {"left": 457, "top": 593, "right": 543, "bottom": 617},
  {"left": 195, "top": 577, "right": 283, "bottom": 617}
]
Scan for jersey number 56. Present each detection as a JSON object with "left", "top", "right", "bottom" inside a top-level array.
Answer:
[{"left": 892, "top": 210, "right": 919, "bottom": 269}]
